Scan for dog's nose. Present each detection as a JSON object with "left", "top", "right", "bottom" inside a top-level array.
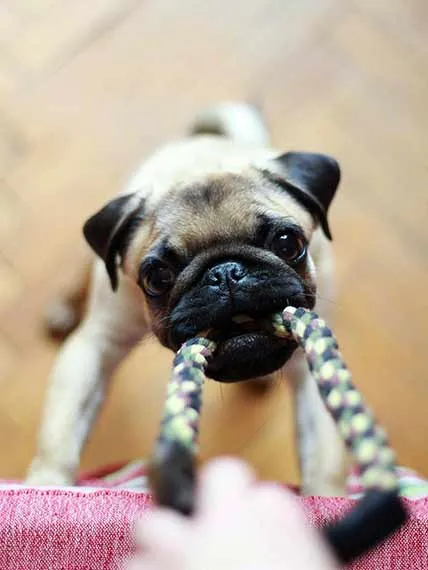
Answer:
[{"left": 206, "top": 261, "right": 247, "bottom": 288}]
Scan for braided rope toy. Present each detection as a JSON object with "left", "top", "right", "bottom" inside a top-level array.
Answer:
[{"left": 149, "top": 307, "right": 407, "bottom": 563}]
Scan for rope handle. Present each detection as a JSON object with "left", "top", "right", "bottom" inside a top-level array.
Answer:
[{"left": 149, "top": 307, "right": 407, "bottom": 563}]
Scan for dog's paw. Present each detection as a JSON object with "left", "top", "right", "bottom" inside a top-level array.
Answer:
[{"left": 25, "top": 460, "right": 74, "bottom": 487}]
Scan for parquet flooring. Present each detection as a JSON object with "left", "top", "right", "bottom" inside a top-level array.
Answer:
[{"left": 0, "top": 0, "right": 427, "bottom": 484}]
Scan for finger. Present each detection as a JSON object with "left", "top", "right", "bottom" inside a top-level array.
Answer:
[
  {"left": 251, "top": 482, "right": 307, "bottom": 529},
  {"left": 136, "top": 509, "right": 189, "bottom": 552},
  {"left": 252, "top": 484, "right": 336, "bottom": 556},
  {"left": 196, "top": 457, "right": 255, "bottom": 515},
  {"left": 255, "top": 484, "right": 340, "bottom": 567}
]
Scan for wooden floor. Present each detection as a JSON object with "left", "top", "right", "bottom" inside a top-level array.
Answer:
[{"left": 0, "top": 0, "right": 427, "bottom": 485}]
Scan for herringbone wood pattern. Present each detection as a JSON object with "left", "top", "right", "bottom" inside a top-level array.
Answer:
[{"left": 0, "top": 0, "right": 427, "bottom": 484}]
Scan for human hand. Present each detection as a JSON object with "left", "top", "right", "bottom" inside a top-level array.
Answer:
[{"left": 126, "top": 458, "right": 339, "bottom": 570}]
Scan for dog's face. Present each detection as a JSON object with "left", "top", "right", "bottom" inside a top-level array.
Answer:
[{"left": 83, "top": 145, "right": 340, "bottom": 382}]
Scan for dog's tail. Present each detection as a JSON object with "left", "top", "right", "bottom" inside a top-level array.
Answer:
[{"left": 188, "top": 102, "right": 270, "bottom": 146}]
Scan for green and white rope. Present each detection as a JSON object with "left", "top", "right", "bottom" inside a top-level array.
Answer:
[{"left": 151, "top": 306, "right": 398, "bottom": 497}]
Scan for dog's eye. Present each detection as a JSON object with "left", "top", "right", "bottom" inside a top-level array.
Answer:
[
  {"left": 270, "top": 232, "right": 306, "bottom": 265},
  {"left": 139, "top": 260, "right": 175, "bottom": 297}
]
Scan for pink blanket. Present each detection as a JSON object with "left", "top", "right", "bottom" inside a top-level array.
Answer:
[
  {"left": 1, "top": 489, "right": 427, "bottom": 569},
  {"left": 1, "top": 462, "right": 427, "bottom": 569}
]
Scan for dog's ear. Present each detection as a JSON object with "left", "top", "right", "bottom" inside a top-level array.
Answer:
[
  {"left": 263, "top": 152, "right": 340, "bottom": 240},
  {"left": 83, "top": 194, "right": 144, "bottom": 291}
]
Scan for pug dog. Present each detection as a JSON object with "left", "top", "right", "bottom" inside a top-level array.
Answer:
[{"left": 26, "top": 102, "right": 347, "bottom": 496}]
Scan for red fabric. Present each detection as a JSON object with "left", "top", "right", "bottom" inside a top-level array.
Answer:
[{"left": 0, "top": 488, "right": 427, "bottom": 569}]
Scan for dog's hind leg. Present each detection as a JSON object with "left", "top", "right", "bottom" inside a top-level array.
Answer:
[{"left": 44, "top": 257, "right": 92, "bottom": 341}]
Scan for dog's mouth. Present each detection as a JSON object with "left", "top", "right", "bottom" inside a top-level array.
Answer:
[
  {"left": 211, "top": 314, "right": 267, "bottom": 338},
  {"left": 205, "top": 314, "right": 297, "bottom": 382}
]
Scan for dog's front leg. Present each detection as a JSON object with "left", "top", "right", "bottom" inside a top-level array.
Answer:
[
  {"left": 26, "top": 261, "right": 148, "bottom": 486},
  {"left": 289, "top": 354, "right": 348, "bottom": 496}
]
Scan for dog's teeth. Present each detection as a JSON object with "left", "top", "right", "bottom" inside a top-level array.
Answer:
[
  {"left": 232, "top": 314, "right": 254, "bottom": 324},
  {"left": 198, "top": 329, "right": 212, "bottom": 337}
]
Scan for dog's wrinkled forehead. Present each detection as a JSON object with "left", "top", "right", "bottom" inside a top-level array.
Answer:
[
  {"left": 155, "top": 173, "right": 261, "bottom": 254},
  {"left": 153, "top": 172, "right": 314, "bottom": 254}
]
